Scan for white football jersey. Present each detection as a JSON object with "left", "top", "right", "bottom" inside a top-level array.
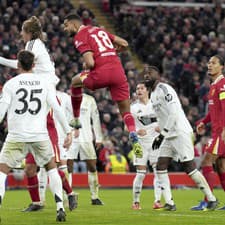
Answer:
[
  {"left": 25, "top": 38, "right": 59, "bottom": 85},
  {"left": 150, "top": 82, "right": 193, "bottom": 138},
  {"left": 0, "top": 73, "right": 70, "bottom": 142},
  {"left": 131, "top": 99, "right": 158, "bottom": 142},
  {"left": 74, "top": 94, "right": 103, "bottom": 143},
  {"left": 55, "top": 91, "right": 73, "bottom": 143}
]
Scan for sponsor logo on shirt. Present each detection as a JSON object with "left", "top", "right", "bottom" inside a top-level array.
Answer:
[{"left": 75, "top": 40, "right": 83, "bottom": 48}]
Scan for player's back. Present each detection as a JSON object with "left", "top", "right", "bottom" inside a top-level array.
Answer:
[
  {"left": 75, "top": 26, "right": 122, "bottom": 69},
  {"left": 25, "top": 38, "right": 59, "bottom": 85},
  {"left": 4, "top": 73, "right": 50, "bottom": 142}
]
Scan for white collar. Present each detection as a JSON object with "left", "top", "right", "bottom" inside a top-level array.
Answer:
[{"left": 78, "top": 25, "right": 86, "bottom": 33}]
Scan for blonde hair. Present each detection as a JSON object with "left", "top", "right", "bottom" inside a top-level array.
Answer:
[{"left": 22, "top": 16, "right": 45, "bottom": 41}]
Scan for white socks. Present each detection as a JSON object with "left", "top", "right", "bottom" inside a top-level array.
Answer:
[
  {"left": 189, "top": 169, "right": 216, "bottom": 201},
  {"left": 88, "top": 171, "right": 99, "bottom": 199},
  {"left": 153, "top": 166, "right": 162, "bottom": 202},
  {"left": 157, "top": 170, "right": 174, "bottom": 205},
  {"left": 38, "top": 167, "right": 47, "bottom": 204},
  {"left": 0, "top": 171, "right": 7, "bottom": 203},
  {"left": 47, "top": 168, "right": 64, "bottom": 211},
  {"left": 133, "top": 170, "right": 146, "bottom": 203}
]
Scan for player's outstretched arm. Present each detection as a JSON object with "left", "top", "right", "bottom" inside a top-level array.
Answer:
[
  {"left": 83, "top": 52, "right": 95, "bottom": 69},
  {"left": 0, "top": 56, "right": 18, "bottom": 69},
  {"left": 113, "top": 35, "right": 128, "bottom": 52}
]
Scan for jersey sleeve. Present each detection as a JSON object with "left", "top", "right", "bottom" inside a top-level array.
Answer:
[
  {"left": 0, "top": 82, "right": 12, "bottom": 105},
  {"left": 218, "top": 84, "right": 225, "bottom": 127},
  {"left": 74, "top": 33, "right": 92, "bottom": 55},
  {"left": 0, "top": 82, "right": 11, "bottom": 122},
  {"left": 90, "top": 96, "right": 103, "bottom": 143},
  {"left": 158, "top": 84, "right": 178, "bottom": 135}
]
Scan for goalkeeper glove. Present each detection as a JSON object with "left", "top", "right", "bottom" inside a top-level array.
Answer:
[{"left": 69, "top": 118, "right": 82, "bottom": 129}]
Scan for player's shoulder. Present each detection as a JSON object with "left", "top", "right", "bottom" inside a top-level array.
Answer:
[
  {"left": 26, "top": 38, "right": 43, "bottom": 51},
  {"left": 157, "top": 82, "right": 169, "bottom": 92},
  {"left": 130, "top": 100, "right": 141, "bottom": 111},
  {"left": 131, "top": 99, "right": 140, "bottom": 105},
  {"left": 218, "top": 76, "right": 225, "bottom": 86}
]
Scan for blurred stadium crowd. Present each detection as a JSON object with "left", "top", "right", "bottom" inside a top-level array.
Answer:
[{"left": 0, "top": 0, "right": 223, "bottom": 172}]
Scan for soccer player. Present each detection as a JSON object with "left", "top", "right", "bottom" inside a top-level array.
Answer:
[
  {"left": 63, "top": 13, "right": 143, "bottom": 158},
  {"left": 0, "top": 50, "right": 72, "bottom": 221},
  {"left": 0, "top": 16, "right": 77, "bottom": 211},
  {"left": 144, "top": 66, "right": 218, "bottom": 211},
  {"left": 131, "top": 82, "right": 163, "bottom": 210},
  {"left": 191, "top": 55, "right": 225, "bottom": 210},
  {"left": 55, "top": 90, "right": 78, "bottom": 206},
  {"left": 67, "top": 93, "right": 104, "bottom": 205}
]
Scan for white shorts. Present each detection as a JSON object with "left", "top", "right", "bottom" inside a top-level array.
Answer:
[
  {"left": 66, "top": 141, "right": 97, "bottom": 160},
  {"left": 159, "top": 132, "right": 194, "bottom": 162},
  {"left": 0, "top": 140, "right": 54, "bottom": 168},
  {"left": 133, "top": 139, "right": 159, "bottom": 166}
]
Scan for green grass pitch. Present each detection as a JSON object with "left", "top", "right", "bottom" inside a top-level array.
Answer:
[{"left": 0, "top": 188, "right": 224, "bottom": 225}]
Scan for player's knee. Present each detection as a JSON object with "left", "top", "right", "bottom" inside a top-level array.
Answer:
[
  {"left": 24, "top": 164, "right": 37, "bottom": 177},
  {"left": 87, "top": 165, "right": 96, "bottom": 173},
  {"left": 156, "top": 157, "right": 171, "bottom": 171},
  {"left": 67, "top": 160, "right": 74, "bottom": 173},
  {"left": 182, "top": 160, "right": 196, "bottom": 174},
  {"left": 216, "top": 157, "right": 225, "bottom": 173}
]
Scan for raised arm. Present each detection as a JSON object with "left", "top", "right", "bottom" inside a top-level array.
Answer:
[{"left": 0, "top": 56, "right": 18, "bottom": 69}]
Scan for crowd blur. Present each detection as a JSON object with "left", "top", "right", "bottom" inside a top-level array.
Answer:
[{"left": 0, "top": 0, "right": 223, "bottom": 172}]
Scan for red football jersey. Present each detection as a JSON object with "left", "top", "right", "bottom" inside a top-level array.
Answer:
[
  {"left": 73, "top": 25, "right": 122, "bottom": 69},
  {"left": 207, "top": 76, "right": 225, "bottom": 134}
]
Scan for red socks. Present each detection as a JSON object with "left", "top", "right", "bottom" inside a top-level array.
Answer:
[
  {"left": 27, "top": 175, "right": 40, "bottom": 202},
  {"left": 202, "top": 166, "right": 217, "bottom": 191},
  {"left": 122, "top": 112, "right": 136, "bottom": 132},
  {"left": 58, "top": 169, "right": 73, "bottom": 194},
  {"left": 218, "top": 172, "right": 225, "bottom": 191},
  {"left": 71, "top": 86, "right": 82, "bottom": 118}
]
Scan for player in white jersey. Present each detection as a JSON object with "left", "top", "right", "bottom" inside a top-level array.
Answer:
[
  {"left": 0, "top": 50, "right": 72, "bottom": 221},
  {"left": 67, "top": 93, "right": 104, "bottom": 205},
  {"left": 131, "top": 82, "right": 163, "bottom": 210},
  {"left": 0, "top": 17, "right": 59, "bottom": 87},
  {"left": 144, "top": 66, "right": 218, "bottom": 211},
  {"left": 0, "top": 16, "right": 77, "bottom": 212}
]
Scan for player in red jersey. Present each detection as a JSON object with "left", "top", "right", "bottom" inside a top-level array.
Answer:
[
  {"left": 63, "top": 13, "right": 142, "bottom": 158},
  {"left": 191, "top": 55, "right": 225, "bottom": 210}
]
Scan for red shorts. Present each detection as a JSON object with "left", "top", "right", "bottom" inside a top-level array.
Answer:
[
  {"left": 205, "top": 133, "right": 225, "bottom": 157},
  {"left": 81, "top": 67, "right": 129, "bottom": 101},
  {"left": 26, "top": 152, "right": 36, "bottom": 164},
  {"left": 48, "top": 126, "right": 60, "bottom": 163}
]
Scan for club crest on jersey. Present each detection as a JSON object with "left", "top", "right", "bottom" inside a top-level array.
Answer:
[
  {"left": 165, "top": 93, "right": 172, "bottom": 102},
  {"left": 75, "top": 40, "right": 83, "bottom": 48}
]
